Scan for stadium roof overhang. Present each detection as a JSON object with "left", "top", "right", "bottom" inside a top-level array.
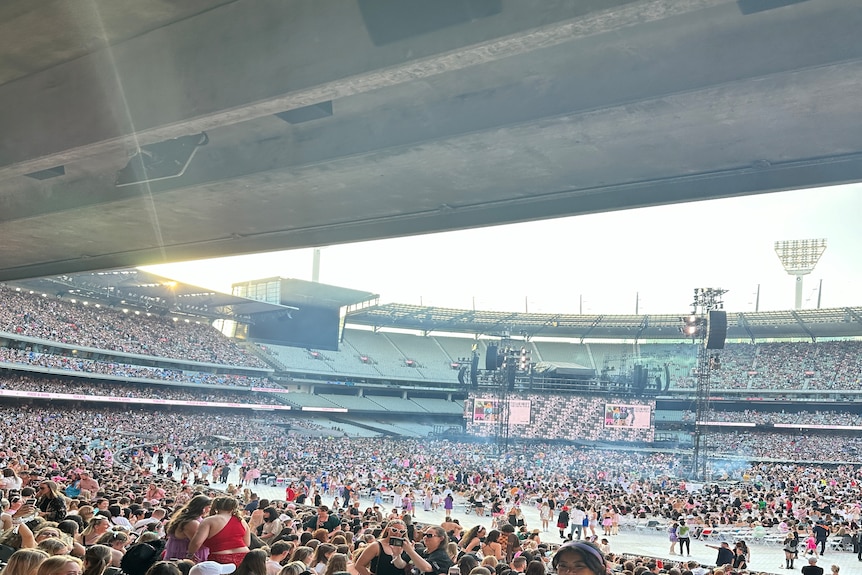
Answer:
[
  {"left": 0, "top": 0, "right": 860, "bottom": 281},
  {"left": 345, "top": 303, "right": 862, "bottom": 341},
  {"left": 278, "top": 278, "right": 379, "bottom": 309},
  {"left": 8, "top": 269, "right": 291, "bottom": 323}
]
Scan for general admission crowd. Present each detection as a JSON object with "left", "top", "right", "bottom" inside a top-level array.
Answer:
[{"left": 2, "top": 402, "right": 862, "bottom": 575}]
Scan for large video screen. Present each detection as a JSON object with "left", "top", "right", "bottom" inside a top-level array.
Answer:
[
  {"left": 603, "top": 403, "right": 652, "bottom": 429},
  {"left": 471, "top": 398, "right": 531, "bottom": 425},
  {"left": 247, "top": 304, "right": 341, "bottom": 351},
  {"left": 466, "top": 392, "right": 654, "bottom": 442}
]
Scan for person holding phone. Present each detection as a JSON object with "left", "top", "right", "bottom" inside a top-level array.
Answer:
[
  {"left": 354, "top": 520, "right": 431, "bottom": 575},
  {"left": 35, "top": 481, "right": 67, "bottom": 522}
]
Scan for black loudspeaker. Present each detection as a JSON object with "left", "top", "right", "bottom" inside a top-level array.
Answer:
[
  {"left": 485, "top": 345, "right": 498, "bottom": 371},
  {"left": 506, "top": 364, "right": 516, "bottom": 391},
  {"left": 470, "top": 355, "right": 479, "bottom": 388},
  {"left": 706, "top": 310, "right": 728, "bottom": 349},
  {"left": 457, "top": 366, "right": 467, "bottom": 385}
]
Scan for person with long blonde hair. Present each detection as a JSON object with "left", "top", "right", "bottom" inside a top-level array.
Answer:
[
  {"left": 35, "top": 482, "right": 67, "bottom": 523},
  {"left": 2, "top": 549, "right": 49, "bottom": 575},
  {"left": 80, "top": 517, "right": 111, "bottom": 547},
  {"left": 36, "top": 556, "right": 82, "bottom": 575}
]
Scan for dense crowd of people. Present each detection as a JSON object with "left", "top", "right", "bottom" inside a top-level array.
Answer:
[
  {"left": 0, "top": 287, "right": 265, "bottom": 367},
  {"left": 0, "top": 373, "right": 283, "bottom": 406},
  {"left": 4, "top": 286, "right": 862, "bottom": 392},
  {"left": 1, "top": 401, "right": 862, "bottom": 575},
  {"left": 684, "top": 410, "right": 862, "bottom": 427},
  {"left": 657, "top": 342, "right": 862, "bottom": 391},
  {"left": 0, "top": 348, "right": 267, "bottom": 388},
  {"left": 2, "top": 287, "right": 862, "bottom": 575},
  {"left": 467, "top": 396, "right": 654, "bottom": 443}
]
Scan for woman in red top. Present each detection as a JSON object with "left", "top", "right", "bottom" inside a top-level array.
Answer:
[{"left": 186, "top": 496, "right": 250, "bottom": 566}]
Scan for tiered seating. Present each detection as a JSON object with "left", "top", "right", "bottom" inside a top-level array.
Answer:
[
  {"left": 413, "top": 397, "right": 465, "bottom": 415},
  {"left": 258, "top": 344, "right": 335, "bottom": 373},
  {"left": 316, "top": 393, "right": 385, "bottom": 411},
  {"left": 364, "top": 395, "right": 428, "bottom": 413},
  {"left": 366, "top": 420, "right": 438, "bottom": 437},
  {"left": 384, "top": 332, "right": 456, "bottom": 380},
  {"left": 343, "top": 330, "right": 414, "bottom": 378},
  {"left": 276, "top": 392, "right": 342, "bottom": 409},
  {"left": 322, "top": 341, "right": 384, "bottom": 378},
  {"left": 433, "top": 335, "right": 479, "bottom": 364},
  {"left": 533, "top": 340, "right": 591, "bottom": 366}
]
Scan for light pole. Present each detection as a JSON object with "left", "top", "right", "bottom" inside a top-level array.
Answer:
[{"left": 774, "top": 239, "right": 827, "bottom": 310}]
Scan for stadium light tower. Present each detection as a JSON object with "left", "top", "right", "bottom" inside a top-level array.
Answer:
[{"left": 774, "top": 239, "right": 827, "bottom": 310}]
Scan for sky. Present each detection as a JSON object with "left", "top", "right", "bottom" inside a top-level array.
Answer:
[{"left": 143, "top": 184, "right": 862, "bottom": 316}]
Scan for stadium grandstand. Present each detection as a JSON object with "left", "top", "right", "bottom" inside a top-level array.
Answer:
[
  {"left": 3, "top": 271, "right": 862, "bottom": 460},
  {"left": 4, "top": 271, "right": 862, "bottom": 573},
  {"left": 5, "top": 2, "right": 862, "bottom": 574}
]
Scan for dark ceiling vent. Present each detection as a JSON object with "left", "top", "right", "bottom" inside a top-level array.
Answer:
[
  {"left": 25, "top": 165, "right": 65, "bottom": 180},
  {"left": 275, "top": 101, "right": 333, "bottom": 124}
]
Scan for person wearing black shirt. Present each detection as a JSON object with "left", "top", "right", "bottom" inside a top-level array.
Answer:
[
  {"left": 418, "top": 525, "right": 455, "bottom": 575},
  {"left": 813, "top": 521, "right": 830, "bottom": 555},
  {"left": 706, "top": 542, "right": 733, "bottom": 566},
  {"left": 731, "top": 547, "right": 747, "bottom": 570},
  {"left": 557, "top": 507, "right": 570, "bottom": 540},
  {"left": 801, "top": 556, "right": 823, "bottom": 575}
]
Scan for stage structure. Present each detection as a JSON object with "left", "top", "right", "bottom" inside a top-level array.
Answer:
[
  {"left": 683, "top": 287, "right": 728, "bottom": 480},
  {"left": 483, "top": 340, "right": 523, "bottom": 454}
]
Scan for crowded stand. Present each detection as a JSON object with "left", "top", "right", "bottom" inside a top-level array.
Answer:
[
  {"left": 683, "top": 409, "right": 862, "bottom": 427},
  {"left": 5, "top": 286, "right": 862, "bottom": 394},
  {"left": 705, "top": 431, "right": 862, "bottom": 463},
  {"left": 5, "top": 290, "right": 862, "bottom": 575},
  {"left": 0, "top": 286, "right": 266, "bottom": 367},
  {"left": 0, "top": 348, "right": 267, "bottom": 388},
  {"left": 0, "top": 373, "right": 283, "bottom": 406},
  {"left": 662, "top": 342, "right": 862, "bottom": 391}
]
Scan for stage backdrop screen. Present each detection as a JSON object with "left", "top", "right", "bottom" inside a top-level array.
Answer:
[
  {"left": 603, "top": 403, "right": 652, "bottom": 429},
  {"left": 471, "top": 398, "right": 531, "bottom": 425}
]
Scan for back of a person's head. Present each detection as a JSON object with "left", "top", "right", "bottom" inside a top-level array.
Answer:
[
  {"left": 37, "top": 556, "right": 83, "bottom": 575},
  {"left": 120, "top": 543, "right": 161, "bottom": 575},
  {"left": 83, "top": 544, "right": 113, "bottom": 575},
  {"left": 145, "top": 562, "right": 182, "bottom": 575},
  {"left": 3, "top": 549, "right": 49, "bottom": 575},
  {"left": 271, "top": 541, "right": 293, "bottom": 556},
  {"left": 469, "top": 569, "right": 492, "bottom": 575},
  {"left": 174, "top": 560, "right": 195, "bottom": 575},
  {"left": 458, "top": 554, "right": 479, "bottom": 574},
  {"left": 236, "top": 549, "right": 268, "bottom": 575}
]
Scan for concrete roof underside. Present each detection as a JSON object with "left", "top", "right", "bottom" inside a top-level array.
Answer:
[{"left": 1, "top": 0, "right": 861, "bottom": 281}]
